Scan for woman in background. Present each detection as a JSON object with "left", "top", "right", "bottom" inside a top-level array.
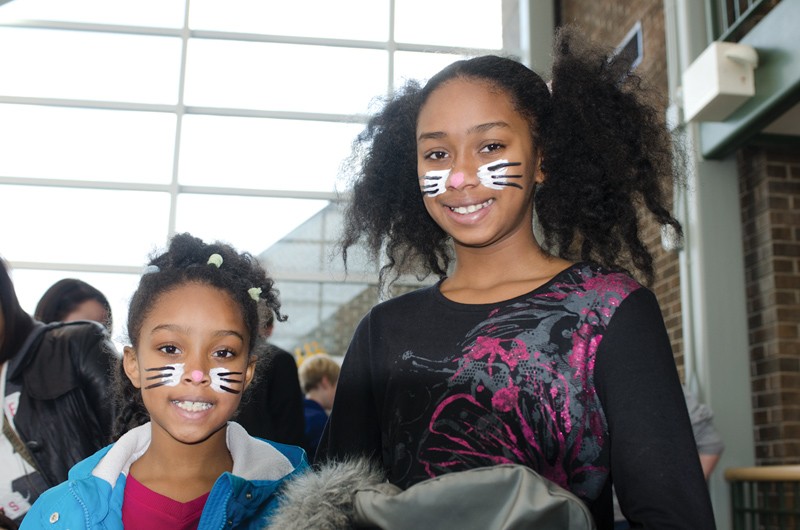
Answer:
[
  {"left": 34, "top": 278, "right": 112, "bottom": 333},
  {"left": 0, "top": 258, "right": 116, "bottom": 524}
]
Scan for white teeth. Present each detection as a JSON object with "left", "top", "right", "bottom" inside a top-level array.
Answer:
[
  {"left": 173, "top": 400, "right": 212, "bottom": 412},
  {"left": 450, "top": 199, "right": 493, "bottom": 215}
]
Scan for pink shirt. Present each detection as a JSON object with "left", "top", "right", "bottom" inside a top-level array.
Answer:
[{"left": 122, "top": 474, "right": 209, "bottom": 530}]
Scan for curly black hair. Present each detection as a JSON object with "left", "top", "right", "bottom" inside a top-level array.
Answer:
[
  {"left": 112, "top": 232, "right": 285, "bottom": 439},
  {"left": 340, "top": 26, "right": 681, "bottom": 286}
]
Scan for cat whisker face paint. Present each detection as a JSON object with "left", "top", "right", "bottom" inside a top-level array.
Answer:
[
  {"left": 420, "top": 168, "right": 450, "bottom": 197},
  {"left": 476, "top": 160, "right": 522, "bottom": 190},
  {"left": 144, "top": 363, "right": 245, "bottom": 394},
  {"left": 210, "top": 367, "right": 245, "bottom": 394},
  {"left": 420, "top": 159, "right": 523, "bottom": 196},
  {"left": 145, "top": 363, "right": 184, "bottom": 389}
]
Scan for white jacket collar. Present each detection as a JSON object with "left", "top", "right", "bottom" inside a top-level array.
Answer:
[{"left": 92, "top": 421, "right": 294, "bottom": 487}]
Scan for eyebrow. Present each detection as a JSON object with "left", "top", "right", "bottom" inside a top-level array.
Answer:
[
  {"left": 417, "top": 121, "right": 511, "bottom": 142},
  {"left": 150, "top": 324, "right": 245, "bottom": 342}
]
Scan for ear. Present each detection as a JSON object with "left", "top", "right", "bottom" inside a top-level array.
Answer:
[
  {"left": 242, "top": 356, "right": 257, "bottom": 391},
  {"left": 123, "top": 346, "right": 142, "bottom": 389},
  {"left": 534, "top": 158, "right": 546, "bottom": 185}
]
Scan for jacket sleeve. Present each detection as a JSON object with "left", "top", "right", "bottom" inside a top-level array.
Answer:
[
  {"left": 594, "top": 288, "right": 716, "bottom": 529},
  {"left": 315, "top": 312, "right": 383, "bottom": 465}
]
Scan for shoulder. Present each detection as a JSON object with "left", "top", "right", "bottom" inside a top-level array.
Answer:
[
  {"left": 558, "top": 262, "right": 643, "bottom": 299},
  {"left": 369, "top": 284, "right": 439, "bottom": 319},
  {"left": 227, "top": 422, "right": 309, "bottom": 477},
  {"left": 46, "top": 320, "right": 107, "bottom": 342},
  {"left": 41, "top": 321, "right": 111, "bottom": 358},
  {"left": 22, "top": 471, "right": 114, "bottom": 530},
  {"left": 21, "top": 481, "right": 78, "bottom": 529}
]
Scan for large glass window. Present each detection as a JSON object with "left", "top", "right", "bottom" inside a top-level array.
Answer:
[{"left": 0, "top": 0, "right": 514, "bottom": 354}]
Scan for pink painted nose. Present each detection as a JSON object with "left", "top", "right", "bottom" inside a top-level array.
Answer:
[
  {"left": 448, "top": 171, "right": 465, "bottom": 188},
  {"left": 191, "top": 370, "right": 204, "bottom": 382}
]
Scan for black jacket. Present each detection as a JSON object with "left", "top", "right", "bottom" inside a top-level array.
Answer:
[
  {"left": 6, "top": 321, "right": 116, "bottom": 487},
  {"left": 235, "top": 345, "right": 306, "bottom": 448}
]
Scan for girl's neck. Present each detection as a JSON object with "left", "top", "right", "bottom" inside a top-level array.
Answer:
[
  {"left": 129, "top": 424, "right": 232, "bottom": 502},
  {"left": 443, "top": 235, "right": 572, "bottom": 304}
]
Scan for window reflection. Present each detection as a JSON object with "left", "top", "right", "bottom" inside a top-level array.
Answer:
[
  {"left": 189, "top": 0, "right": 389, "bottom": 41},
  {"left": 0, "top": 104, "right": 176, "bottom": 183},
  {"left": 184, "top": 40, "right": 387, "bottom": 114},
  {"left": 0, "top": 28, "right": 182, "bottom": 103},
  {"left": 0, "top": 185, "right": 170, "bottom": 265},
  {"left": 179, "top": 115, "right": 362, "bottom": 192}
]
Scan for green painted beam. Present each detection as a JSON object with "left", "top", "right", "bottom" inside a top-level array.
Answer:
[{"left": 699, "top": 0, "right": 800, "bottom": 159}]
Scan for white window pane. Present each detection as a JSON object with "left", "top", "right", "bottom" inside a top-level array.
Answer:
[
  {"left": 175, "top": 195, "right": 329, "bottom": 256},
  {"left": 179, "top": 115, "right": 361, "bottom": 192},
  {"left": 9, "top": 268, "right": 141, "bottom": 349},
  {"left": 394, "top": 51, "right": 469, "bottom": 88},
  {"left": 0, "top": 185, "right": 171, "bottom": 266},
  {"left": 0, "top": 0, "right": 186, "bottom": 28},
  {"left": 189, "top": 0, "right": 389, "bottom": 41},
  {"left": 184, "top": 40, "right": 387, "bottom": 114},
  {"left": 395, "top": 0, "right": 503, "bottom": 49},
  {"left": 0, "top": 28, "right": 182, "bottom": 104},
  {"left": 0, "top": 104, "right": 176, "bottom": 183}
]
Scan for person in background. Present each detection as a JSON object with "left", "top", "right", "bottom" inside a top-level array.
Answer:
[
  {"left": 20, "top": 233, "right": 308, "bottom": 530},
  {"left": 34, "top": 278, "right": 113, "bottom": 333},
  {"left": 316, "top": 26, "right": 716, "bottom": 528},
  {"left": 235, "top": 307, "right": 305, "bottom": 447},
  {"left": 0, "top": 258, "right": 116, "bottom": 524},
  {"left": 297, "top": 353, "right": 340, "bottom": 458}
]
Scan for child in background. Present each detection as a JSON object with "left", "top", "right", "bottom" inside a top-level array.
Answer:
[
  {"left": 316, "top": 27, "right": 715, "bottom": 528},
  {"left": 297, "top": 353, "right": 340, "bottom": 458},
  {"left": 21, "top": 233, "right": 308, "bottom": 530}
]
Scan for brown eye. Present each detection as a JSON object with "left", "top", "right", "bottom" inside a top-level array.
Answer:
[{"left": 159, "top": 344, "right": 180, "bottom": 355}]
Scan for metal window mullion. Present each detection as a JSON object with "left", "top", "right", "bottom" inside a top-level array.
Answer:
[
  {"left": 0, "top": 176, "right": 342, "bottom": 201},
  {"left": 387, "top": 0, "right": 396, "bottom": 94},
  {"left": 168, "top": 0, "right": 191, "bottom": 239},
  {"left": 0, "top": 18, "right": 182, "bottom": 37},
  {"left": 7, "top": 261, "right": 147, "bottom": 275}
]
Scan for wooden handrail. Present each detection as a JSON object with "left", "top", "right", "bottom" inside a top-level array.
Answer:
[{"left": 725, "top": 465, "right": 800, "bottom": 482}]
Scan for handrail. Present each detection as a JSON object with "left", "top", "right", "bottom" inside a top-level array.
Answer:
[{"left": 725, "top": 465, "right": 800, "bottom": 482}]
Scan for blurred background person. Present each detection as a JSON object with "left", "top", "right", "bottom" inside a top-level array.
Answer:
[
  {"left": 298, "top": 353, "right": 340, "bottom": 458},
  {"left": 34, "top": 278, "right": 112, "bottom": 333},
  {"left": 236, "top": 306, "right": 305, "bottom": 448},
  {"left": 0, "top": 257, "right": 116, "bottom": 524}
]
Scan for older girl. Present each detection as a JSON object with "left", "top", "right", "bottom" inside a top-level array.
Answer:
[{"left": 317, "top": 28, "right": 715, "bottom": 528}]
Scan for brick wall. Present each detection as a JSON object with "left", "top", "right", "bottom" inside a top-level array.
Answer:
[
  {"left": 558, "top": 0, "right": 685, "bottom": 372},
  {"left": 739, "top": 145, "right": 800, "bottom": 464}
]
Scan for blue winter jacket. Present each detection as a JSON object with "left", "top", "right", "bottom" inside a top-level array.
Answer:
[{"left": 19, "top": 422, "right": 308, "bottom": 530}]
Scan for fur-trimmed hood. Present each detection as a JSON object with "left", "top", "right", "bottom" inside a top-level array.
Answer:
[
  {"left": 269, "top": 458, "right": 384, "bottom": 529},
  {"left": 269, "top": 460, "right": 596, "bottom": 530}
]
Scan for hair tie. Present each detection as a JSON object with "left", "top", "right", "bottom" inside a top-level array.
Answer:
[
  {"left": 142, "top": 264, "right": 160, "bottom": 275},
  {"left": 248, "top": 287, "right": 262, "bottom": 302},
  {"left": 207, "top": 253, "right": 223, "bottom": 268}
]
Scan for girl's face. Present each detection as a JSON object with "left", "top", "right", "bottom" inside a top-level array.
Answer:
[
  {"left": 416, "top": 78, "right": 541, "bottom": 250},
  {"left": 124, "top": 282, "right": 255, "bottom": 446}
]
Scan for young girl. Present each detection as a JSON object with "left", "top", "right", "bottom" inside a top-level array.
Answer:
[
  {"left": 21, "top": 233, "right": 308, "bottom": 530},
  {"left": 316, "top": 28, "right": 716, "bottom": 528}
]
